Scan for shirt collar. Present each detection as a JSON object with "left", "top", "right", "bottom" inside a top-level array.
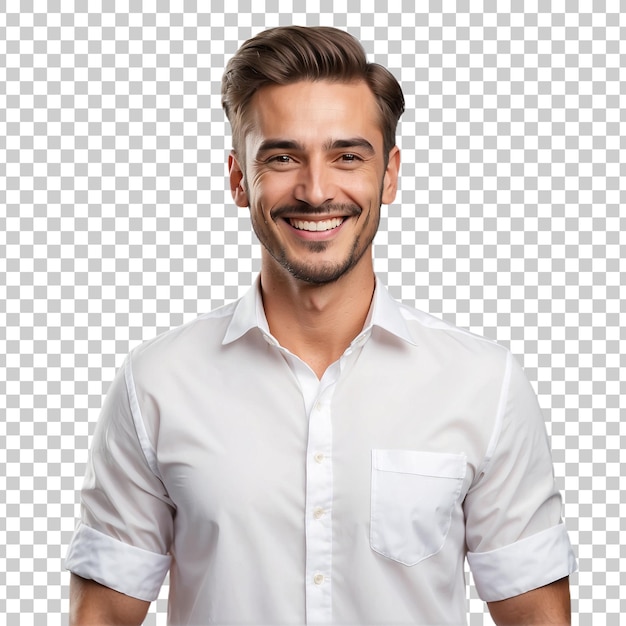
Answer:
[
  {"left": 222, "top": 275, "right": 416, "bottom": 346},
  {"left": 222, "top": 276, "right": 265, "bottom": 345}
]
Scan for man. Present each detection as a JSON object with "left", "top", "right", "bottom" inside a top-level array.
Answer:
[{"left": 65, "top": 26, "right": 576, "bottom": 625}]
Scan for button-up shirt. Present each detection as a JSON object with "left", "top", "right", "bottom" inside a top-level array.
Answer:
[{"left": 65, "top": 278, "right": 576, "bottom": 624}]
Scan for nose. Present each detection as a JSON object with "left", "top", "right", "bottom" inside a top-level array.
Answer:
[{"left": 293, "top": 157, "right": 337, "bottom": 208}]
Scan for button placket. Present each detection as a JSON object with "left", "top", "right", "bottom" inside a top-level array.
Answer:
[{"left": 305, "top": 390, "right": 334, "bottom": 624}]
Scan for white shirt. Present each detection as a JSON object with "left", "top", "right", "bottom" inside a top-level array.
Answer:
[{"left": 65, "top": 278, "right": 576, "bottom": 625}]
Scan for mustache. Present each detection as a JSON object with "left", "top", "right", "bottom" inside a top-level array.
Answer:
[{"left": 271, "top": 203, "right": 362, "bottom": 220}]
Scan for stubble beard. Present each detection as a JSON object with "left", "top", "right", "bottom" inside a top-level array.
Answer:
[
  {"left": 255, "top": 206, "right": 380, "bottom": 286},
  {"left": 249, "top": 175, "right": 386, "bottom": 284},
  {"left": 278, "top": 238, "right": 364, "bottom": 285}
]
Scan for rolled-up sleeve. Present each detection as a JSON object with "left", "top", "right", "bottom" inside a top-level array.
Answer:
[
  {"left": 464, "top": 352, "right": 577, "bottom": 602},
  {"left": 64, "top": 354, "right": 174, "bottom": 601}
]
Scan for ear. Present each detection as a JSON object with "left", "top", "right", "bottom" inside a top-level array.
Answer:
[
  {"left": 228, "top": 152, "right": 249, "bottom": 207},
  {"left": 381, "top": 146, "right": 401, "bottom": 205}
]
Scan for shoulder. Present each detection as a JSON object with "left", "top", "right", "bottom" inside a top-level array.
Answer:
[
  {"left": 397, "top": 301, "right": 511, "bottom": 368},
  {"left": 129, "top": 300, "right": 240, "bottom": 380}
]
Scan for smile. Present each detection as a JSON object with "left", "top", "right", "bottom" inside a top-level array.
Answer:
[{"left": 289, "top": 217, "right": 344, "bottom": 232}]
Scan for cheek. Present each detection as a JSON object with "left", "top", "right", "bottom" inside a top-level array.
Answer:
[
  {"left": 344, "top": 168, "right": 385, "bottom": 194},
  {"left": 250, "top": 174, "right": 297, "bottom": 208},
  {"left": 346, "top": 180, "right": 384, "bottom": 208}
]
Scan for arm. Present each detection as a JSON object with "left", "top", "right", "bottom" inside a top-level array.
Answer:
[
  {"left": 65, "top": 356, "right": 173, "bottom": 617},
  {"left": 487, "top": 576, "right": 571, "bottom": 626},
  {"left": 70, "top": 573, "right": 151, "bottom": 626},
  {"left": 465, "top": 354, "right": 577, "bottom": 610}
]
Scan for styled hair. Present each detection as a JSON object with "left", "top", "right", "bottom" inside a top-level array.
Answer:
[{"left": 221, "top": 26, "right": 405, "bottom": 163}]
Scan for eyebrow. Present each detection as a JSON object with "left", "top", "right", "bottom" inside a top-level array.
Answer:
[
  {"left": 255, "top": 137, "right": 376, "bottom": 157},
  {"left": 256, "top": 139, "right": 304, "bottom": 155},
  {"left": 323, "top": 138, "right": 375, "bottom": 154}
]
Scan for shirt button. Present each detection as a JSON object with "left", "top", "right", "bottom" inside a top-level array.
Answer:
[
  {"left": 313, "top": 507, "right": 325, "bottom": 520},
  {"left": 313, "top": 573, "right": 325, "bottom": 585},
  {"left": 314, "top": 452, "right": 325, "bottom": 464}
]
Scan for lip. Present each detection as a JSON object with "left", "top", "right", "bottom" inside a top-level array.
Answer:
[{"left": 282, "top": 215, "right": 350, "bottom": 241}]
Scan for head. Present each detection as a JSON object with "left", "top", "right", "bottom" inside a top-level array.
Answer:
[
  {"left": 221, "top": 26, "right": 405, "bottom": 169},
  {"left": 221, "top": 27, "right": 404, "bottom": 287}
]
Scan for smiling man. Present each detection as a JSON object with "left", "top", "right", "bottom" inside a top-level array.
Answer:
[
  {"left": 65, "top": 26, "right": 576, "bottom": 625},
  {"left": 236, "top": 82, "right": 390, "bottom": 287}
]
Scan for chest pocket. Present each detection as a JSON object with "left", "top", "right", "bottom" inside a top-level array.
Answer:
[{"left": 370, "top": 449, "right": 466, "bottom": 566}]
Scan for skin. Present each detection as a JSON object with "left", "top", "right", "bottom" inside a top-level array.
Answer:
[
  {"left": 69, "top": 574, "right": 149, "bottom": 626},
  {"left": 69, "top": 79, "right": 572, "bottom": 623},
  {"left": 487, "top": 576, "right": 571, "bottom": 625}
]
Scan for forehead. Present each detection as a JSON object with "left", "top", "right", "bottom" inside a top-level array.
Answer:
[{"left": 245, "top": 80, "right": 383, "bottom": 146}]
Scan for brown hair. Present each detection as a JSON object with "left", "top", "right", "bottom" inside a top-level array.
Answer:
[{"left": 221, "top": 26, "right": 404, "bottom": 164}]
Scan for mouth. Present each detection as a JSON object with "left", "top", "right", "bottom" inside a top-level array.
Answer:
[{"left": 288, "top": 217, "right": 345, "bottom": 232}]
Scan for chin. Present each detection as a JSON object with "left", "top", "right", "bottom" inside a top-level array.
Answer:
[{"left": 282, "top": 255, "right": 363, "bottom": 286}]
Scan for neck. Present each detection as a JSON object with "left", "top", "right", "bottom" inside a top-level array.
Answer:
[{"left": 260, "top": 260, "right": 375, "bottom": 378}]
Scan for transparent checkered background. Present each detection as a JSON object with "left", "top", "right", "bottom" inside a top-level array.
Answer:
[{"left": 1, "top": 1, "right": 624, "bottom": 624}]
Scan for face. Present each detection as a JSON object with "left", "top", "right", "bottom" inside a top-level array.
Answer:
[{"left": 229, "top": 80, "right": 400, "bottom": 286}]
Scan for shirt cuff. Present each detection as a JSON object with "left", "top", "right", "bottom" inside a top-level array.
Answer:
[
  {"left": 64, "top": 522, "right": 171, "bottom": 602},
  {"left": 467, "top": 523, "right": 577, "bottom": 602}
]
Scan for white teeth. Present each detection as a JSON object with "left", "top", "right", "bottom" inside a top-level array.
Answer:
[{"left": 290, "top": 217, "right": 344, "bottom": 232}]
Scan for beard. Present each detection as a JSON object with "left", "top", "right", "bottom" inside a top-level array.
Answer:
[
  {"left": 253, "top": 201, "right": 381, "bottom": 286},
  {"left": 277, "top": 239, "right": 364, "bottom": 285}
]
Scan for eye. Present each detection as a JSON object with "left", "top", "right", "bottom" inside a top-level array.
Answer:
[
  {"left": 267, "top": 154, "right": 293, "bottom": 164},
  {"left": 336, "top": 153, "right": 364, "bottom": 168},
  {"left": 338, "top": 153, "right": 366, "bottom": 165}
]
